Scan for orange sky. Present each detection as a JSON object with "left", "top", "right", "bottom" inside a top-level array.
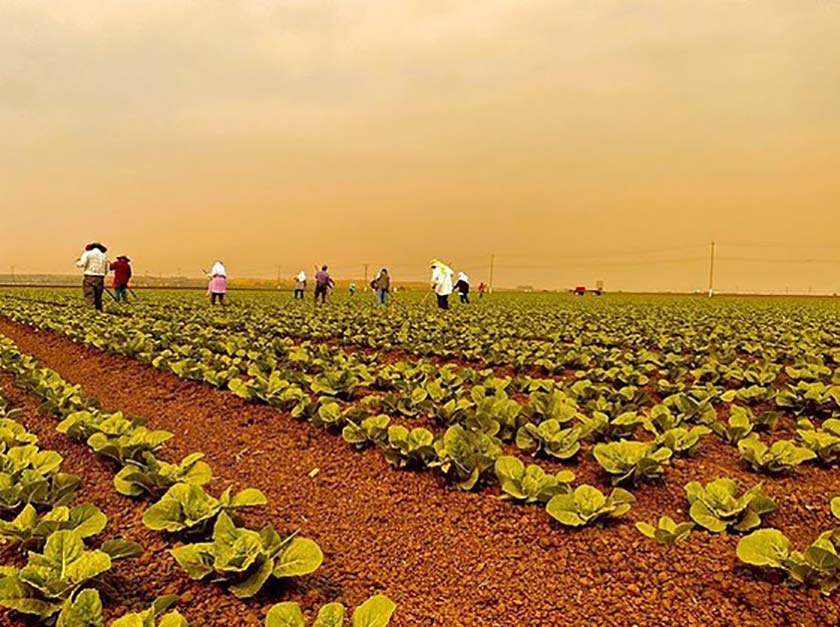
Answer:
[{"left": 2, "top": 1, "right": 839, "bottom": 293}]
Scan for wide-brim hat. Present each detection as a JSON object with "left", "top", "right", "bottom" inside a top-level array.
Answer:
[
  {"left": 117, "top": 255, "right": 130, "bottom": 261},
  {"left": 87, "top": 242, "right": 107, "bottom": 252}
]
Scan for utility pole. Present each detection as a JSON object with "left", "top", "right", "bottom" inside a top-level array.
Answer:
[
  {"left": 276, "top": 265, "right": 282, "bottom": 285},
  {"left": 489, "top": 254, "right": 495, "bottom": 294},
  {"left": 707, "top": 241, "right": 715, "bottom": 297},
  {"left": 363, "top": 263, "right": 369, "bottom": 289}
]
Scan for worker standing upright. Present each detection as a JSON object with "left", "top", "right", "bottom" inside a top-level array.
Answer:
[
  {"left": 294, "top": 271, "right": 307, "bottom": 300},
  {"left": 430, "top": 259, "right": 454, "bottom": 310},
  {"left": 373, "top": 268, "right": 390, "bottom": 305},
  {"left": 207, "top": 261, "right": 228, "bottom": 306},
  {"left": 76, "top": 242, "right": 108, "bottom": 312},
  {"left": 110, "top": 255, "right": 132, "bottom": 303},
  {"left": 314, "top": 265, "right": 334, "bottom": 304}
]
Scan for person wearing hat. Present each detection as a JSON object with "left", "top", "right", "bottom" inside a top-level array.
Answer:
[
  {"left": 294, "top": 270, "right": 307, "bottom": 300},
  {"left": 372, "top": 268, "right": 390, "bottom": 304},
  {"left": 207, "top": 261, "right": 228, "bottom": 306},
  {"left": 76, "top": 242, "right": 109, "bottom": 311},
  {"left": 453, "top": 271, "right": 471, "bottom": 304},
  {"left": 110, "top": 255, "right": 133, "bottom": 303},
  {"left": 430, "top": 259, "right": 454, "bottom": 310}
]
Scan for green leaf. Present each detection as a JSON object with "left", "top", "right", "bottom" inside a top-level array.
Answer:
[
  {"left": 273, "top": 537, "right": 323, "bottom": 578},
  {"left": 56, "top": 589, "right": 104, "bottom": 627},
  {"left": 737, "top": 529, "right": 790, "bottom": 568},
  {"left": 313, "top": 602, "right": 347, "bottom": 627},
  {"left": 265, "top": 602, "right": 306, "bottom": 627},
  {"left": 352, "top": 595, "right": 397, "bottom": 627}
]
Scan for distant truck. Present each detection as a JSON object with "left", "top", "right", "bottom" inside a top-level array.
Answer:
[{"left": 572, "top": 284, "right": 604, "bottom": 296}]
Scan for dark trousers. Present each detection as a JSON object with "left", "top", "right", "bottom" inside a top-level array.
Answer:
[
  {"left": 83, "top": 275, "right": 105, "bottom": 311},
  {"left": 210, "top": 292, "right": 225, "bottom": 306},
  {"left": 294, "top": 289, "right": 304, "bottom": 299},
  {"left": 459, "top": 291, "right": 469, "bottom": 304},
  {"left": 315, "top": 285, "right": 328, "bottom": 304},
  {"left": 114, "top": 284, "right": 128, "bottom": 302},
  {"left": 436, "top": 294, "right": 450, "bottom": 310}
]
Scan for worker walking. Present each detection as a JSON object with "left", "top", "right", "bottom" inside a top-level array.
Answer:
[
  {"left": 372, "top": 268, "right": 390, "bottom": 304},
  {"left": 110, "top": 256, "right": 132, "bottom": 303},
  {"left": 76, "top": 242, "right": 108, "bottom": 312},
  {"left": 430, "top": 259, "right": 454, "bottom": 310},
  {"left": 314, "top": 265, "right": 334, "bottom": 304},
  {"left": 478, "top": 282, "right": 487, "bottom": 299},
  {"left": 454, "top": 271, "right": 471, "bottom": 304},
  {"left": 294, "top": 271, "right": 307, "bottom": 299},
  {"left": 207, "top": 261, "right": 228, "bottom": 306}
]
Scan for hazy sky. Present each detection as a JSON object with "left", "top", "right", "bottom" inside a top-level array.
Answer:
[{"left": 2, "top": 1, "right": 839, "bottom": 292}]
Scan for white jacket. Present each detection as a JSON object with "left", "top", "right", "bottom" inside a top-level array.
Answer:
[{"left": 431, "top": 265, "right": 454, "bottom": 296}]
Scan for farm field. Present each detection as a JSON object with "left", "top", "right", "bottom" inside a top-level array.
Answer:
[{"left": 1, "top": 288, "right": 840, "bottom": 626}]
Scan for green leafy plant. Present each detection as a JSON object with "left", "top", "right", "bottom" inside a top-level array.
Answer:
[
  {"left": 342, "top": 415, "right": 391, "bottom": 449},
  {"left": 0, "top": 530, "right": 139, "bottom": 618},
  {"left": 658, "top": 426, "right": 710, "bottom": 456},
  {"left": 737, "top": 435, "right": 816, "bottom": 473},
  {"left": 170, "top": 512, "right": 322, "bottom": 598},
  {"left": 592, "top": 440, "right": 672, "bottom": 486},
  {"left": 114, "top": 452, "right": 212, "bottom": 498},
  {"left": 515, "top": 420, "right": 582, "bottom": 460},
  {"left": 265, "top": 594, "right": 396, "bottom": 627},
  {"left": 545, "top": 485, "right": 635, "bottom": 527},
  {"left": 737, "top": 528, "right": 840, "bottom": 594},
  {"left": 110, "top": 594, "right": 188, "bottom": 627},
  {"left": 797, "top": 418, "right": 840, "bottom": 464},
  {"left": 493, "top": 456, "right": 574, "bottom": 504},
  {"left": 635, "top": 516, "right": 694, "bottom": 544},
  {"left": 431, "top": 425, "right": 501, "bottom": 490},
  {"left": 0, "top": 503, "right": 106, "bottom": 550},
  {"left": 382, "top": 426, "right": 436, "bottom": 468},
  {"left": 712, "top": 409, "right": 753, "bottom": 444},
  {"left": 143, "top": 483, "right": 267, "bottom": 535},
  {"left": 684, "top": 478, "right": 776, "bottom": 533}
]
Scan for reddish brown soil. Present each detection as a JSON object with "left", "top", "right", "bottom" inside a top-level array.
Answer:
[{"left": 1, "top": 318, "right": 840, "bottom": 627}]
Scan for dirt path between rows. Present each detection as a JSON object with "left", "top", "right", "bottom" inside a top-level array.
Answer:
[{"left": 1, "top": 318, "right": 839, "bottom": 627}]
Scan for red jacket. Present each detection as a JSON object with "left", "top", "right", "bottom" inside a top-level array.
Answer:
[{"left": 110, "top": 259, "right": 132, "bottom": 287}]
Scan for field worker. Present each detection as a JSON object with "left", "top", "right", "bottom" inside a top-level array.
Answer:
[
  {"left": 349, "top": 283, "right": 357, "bottom": 296},
  {"left": 110, "top": 255, "right": 132, "bottom": 303},
  {"left": 294, "top": 271, "right": 307, "bottom": 300},
  {"left": 207, "top": 261, "right": 228, "bottom": 306},
  {"left": 314, "top": 265, "right": 334, "bottom": 304},
  {"left": 373, "top": 268, "right": 390, "bottom": 305},
  {"left": 76, "top": 242, "right": 108, "bottom": 312},
  {"left": 430, "top": 259, "right": 454, "bottom": 310},
  {"left": 478, "top": 282, "right": 487, "bottom": 299},
  {"left": 454, "top": 271, "right": 471, "bottom": 304}
]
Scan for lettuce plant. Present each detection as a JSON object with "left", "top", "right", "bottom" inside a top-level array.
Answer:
[
  {"left": 493, "top": 456, "right": 574, "bottom": 504},
  {"left": 0, "top": 503, "right": 106, "bottom": 550},
  {"left": 635, "top": 516, "right": 694, "bottom": 544},
  {"left": 712, "top": 411, "right": 753, "bottom": 444},
  {"left": 684, "top": 478, "right": 776, "bottom": 533},
  {"left": 143, "top": 483, "right": 267, "bottom": 535},
  {"left": 576, "top": 411, "right": 643, "bottom": 442},
  {"left": 382, "top": 426, "right": 436, "bottom": 468},
  {"left": 0, "top": 418, "right": 37, "bottom": 451},
  {"left": 265, "top": 594, "right": 396, "bottom": 627},
  {"left": 515, "top": 420, "right": 582, "bottom": 460},
  {"left": 0, "top": 530, "right": 139, "bottom": 618},
  {"left": 592, "top": 440, "right": 672, "bottom": 486},
  {"left": 170, "top": 512, "right": 322, "bottom": 598},
  {"left": 737, "top": 435, "right": 816, "bottom": 473},
  {"left": 114, "top": 452, "right": 212, "bottom": 498},
  {"left": 342, "top": 415, "right": 391, "bottom": 449},
  {"left": 0, "top": 446, "right": 80, "bottom": 514},
  {"left": 431, "top": 425, "right": 501, "bottom": 491},
  {"left": 797, "top": 418, "right": 840, "bottom": 464},
  {"left": 737, "top": 528, "right": 840, "bottom": 594},
  {"left": 54, "top": 588, "right": 104, "bottom": 627},
  {"left": 110, "top": 594, "right": 187, "bottom": 627},
  {"left": 545, "top": 485, "right": 635, "bottom": 527},
  {"left": 522, "top": 390, "right": 580, "bottom": 424},
  {"left": 658, "top": 426, "right": 710, "bottom": 456}
]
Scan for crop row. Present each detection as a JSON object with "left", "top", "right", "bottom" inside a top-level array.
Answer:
[{"left": 0, "top": 335, "right": 396, "bottom": 626}]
